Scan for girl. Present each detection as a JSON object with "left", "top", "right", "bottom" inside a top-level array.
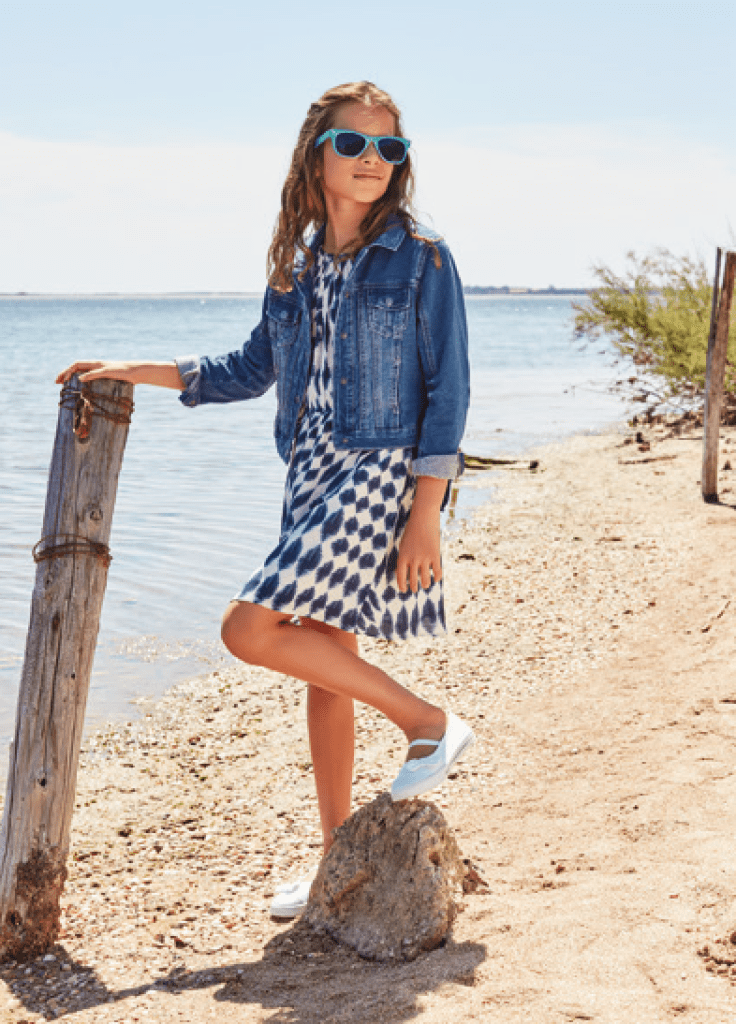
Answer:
[{"left": 57, "top": 81, "right": 475, "bottom": 919}]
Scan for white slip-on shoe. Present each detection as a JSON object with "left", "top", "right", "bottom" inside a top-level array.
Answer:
[
  {"left": 274, "top": 864, "right": 318, "bottom": 894},
  {"left": 390, "top": 711, "right": 475, "bottom": 802},
  {"left": 269, "top": 867, "right": 318, "bottom": 919}
]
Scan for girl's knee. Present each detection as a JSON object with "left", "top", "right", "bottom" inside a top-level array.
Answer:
[
  {"left": 221, "top": 601, "right": 245, "bottom": 658},
  {"left": 221, "top": 601, "right": 278, "bottom": 664}
]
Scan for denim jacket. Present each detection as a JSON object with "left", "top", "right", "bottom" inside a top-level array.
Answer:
[{"left": 176, "top": 219, "right": 470, "bottom": 485}]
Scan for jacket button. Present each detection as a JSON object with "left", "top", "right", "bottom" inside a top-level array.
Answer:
[
  {"left": 342, "top": 438, "right": 348, "bottom": 443},
  {"left": 340, "top": 378, "right": 347, "bottom": 386},
  {"left": 341, "top": 332, "right": 347, "bottom": 339},
  {"left": 386, "top": 298, "right": 393, "bottom": 306}
]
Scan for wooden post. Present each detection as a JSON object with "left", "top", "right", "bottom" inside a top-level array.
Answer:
[
  {"left": 702, "top": 250, "right": 736, "bottom": 502},
  {"left": 0, "top": 376, "right": 133, "bottom": 961}
]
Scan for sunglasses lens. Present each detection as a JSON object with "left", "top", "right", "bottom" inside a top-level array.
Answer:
[
  {"left": 334, "top": 132, "right": 367, "bottom": 158},
  {"left": 377, "top": 137, "right": 407, "bottom": 164}
]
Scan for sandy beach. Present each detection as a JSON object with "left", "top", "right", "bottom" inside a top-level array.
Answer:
[{"left": 4, "top": 416, "right": 736, "bottom": 1023}]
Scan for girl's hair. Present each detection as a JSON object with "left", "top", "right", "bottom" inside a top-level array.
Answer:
[{"left": 267, "top": 81, "right": 440, "bottom": 292}]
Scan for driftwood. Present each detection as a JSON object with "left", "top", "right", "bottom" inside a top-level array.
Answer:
[
  {"left": 702, "top": 249, "right": 736, "bottom": 502},
  {"left": 618, "top": 454, "right": 679, "bottom": 466},
  {"left": 463, "top": 454, "right": 540, "bottom": 471},
  {"left": 445, "top": 455, "right": 541, "bottom": 521},
  {"left": 0, "top": 376, "right": 133, "bottom": 961}
]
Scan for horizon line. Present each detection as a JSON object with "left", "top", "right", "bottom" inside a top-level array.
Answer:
[{"left": 0, "top": 286, "right": 591, "bottom": 299}]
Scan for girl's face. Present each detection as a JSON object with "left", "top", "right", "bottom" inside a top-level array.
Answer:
[{"left": 318, "top": 101, "right": 396, "bottom": 210}]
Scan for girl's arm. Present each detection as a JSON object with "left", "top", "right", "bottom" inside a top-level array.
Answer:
[
  {"left": 57, "top": 293, "right": 280, "bottom": 403},
  {"left": 413, "top": 240, "right": 470, "bottom": 481},
  {"left": 395, "top": 239, "right": 470, "bottom": 593},
  {"left": 56, "top": 360, "right": 185, "bottom": 389},
  {"left": 396, "top": 475, "right": 447, "bottom": 593}
]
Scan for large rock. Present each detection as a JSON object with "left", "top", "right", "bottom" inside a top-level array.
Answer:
[{"left": 303, "top": 792, "right": 467, "bottom": 962}]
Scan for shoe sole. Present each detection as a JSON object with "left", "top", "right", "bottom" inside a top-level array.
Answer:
[
  {"left": 269, "top": 874, "right": 316, "bottom": 917},
  {"left": 270, "top": 903, "right": 307, "bottom": 919},
  {"left": 448, "top": 729, "right": 475, "bottom": 773}
]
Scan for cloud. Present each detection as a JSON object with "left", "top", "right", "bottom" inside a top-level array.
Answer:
[
  {"left": 0, "top": 133, "right": 290, "bottom": 292},
  {"left": 1, "top": 125, "right": 733, "bottom": 292},
  {"left": 413, "top": 124, "right": 735, "bottom": 287}
]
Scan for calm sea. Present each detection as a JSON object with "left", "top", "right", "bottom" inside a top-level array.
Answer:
[{"left": 0, "top": 295, "right": 627, "bottom": 760}]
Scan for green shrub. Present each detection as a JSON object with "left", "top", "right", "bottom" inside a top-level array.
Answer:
[{"left": 573, "top": 249, "right": 736, "bottom": 415}]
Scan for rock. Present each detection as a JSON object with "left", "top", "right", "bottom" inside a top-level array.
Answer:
[{"left": 303, "top": 792, "right": 466, "bottom": 962}]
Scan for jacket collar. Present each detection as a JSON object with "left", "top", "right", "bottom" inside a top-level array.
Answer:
[
  {"left": 370, "top": 217, "right": 406, "bottom": 251},
  {"left": 306, "top": 215, "right": 406, "bottom": 259},
  {"left": 290, "top": 216, "right": 406, "bottom": 301}
]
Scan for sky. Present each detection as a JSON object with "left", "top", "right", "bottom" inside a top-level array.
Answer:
[{"left": 1, "top": 0, "right": 734, "bottom": 292}]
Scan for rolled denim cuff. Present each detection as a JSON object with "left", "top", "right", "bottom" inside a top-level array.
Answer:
[
  {"left": 175, "top": 355, "right": 201, "bottom": 407},
  {"left": 412, "top": 451, "right": 464, "bottom": 480}
]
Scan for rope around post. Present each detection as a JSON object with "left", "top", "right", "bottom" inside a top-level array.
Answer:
[
  {"left": 59, "top": 382, "right": 134, "bottom": 441},
  {"left": 33, "top": 535, "right": 112, "bottom": 567}
]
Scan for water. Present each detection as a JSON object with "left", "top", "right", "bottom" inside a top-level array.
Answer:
[{"left": 0, "top": 294, "right": 627, "bottom": 756}]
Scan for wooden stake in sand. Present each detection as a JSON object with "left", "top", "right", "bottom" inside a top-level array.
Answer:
[
  {"left": 702, "top": 249, "right": 736, "bottom": 503},
  {"left": 0, "top": 377, "right": 134, "bottom": 961}
]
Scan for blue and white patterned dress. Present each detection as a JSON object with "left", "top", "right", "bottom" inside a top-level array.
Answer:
[{"left": 236, "top": 248, "right": 446, "bottom": 641}]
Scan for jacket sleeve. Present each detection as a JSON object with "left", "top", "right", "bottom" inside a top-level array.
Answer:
[
  {"left": 413, "top": 239, "right": 470, "bottom": 479},
  {"left": 177, "top": 294, "right": 276, "bottom": 407}
]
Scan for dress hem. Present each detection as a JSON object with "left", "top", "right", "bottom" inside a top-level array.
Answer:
[{"left": 231, "top": 591, "right": 448, "bottom": 642}]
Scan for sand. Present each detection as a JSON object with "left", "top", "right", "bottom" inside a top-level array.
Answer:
[{"left": 3, "top": 417, "right": 736, "bottom": 1023}]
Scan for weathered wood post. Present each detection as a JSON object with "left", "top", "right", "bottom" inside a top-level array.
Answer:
[
  {"left": 702, "top": 249, "right": 736, "bottom": 502},
  {"left": 0, "top": 376, "right": 133, "bottom": 961}
]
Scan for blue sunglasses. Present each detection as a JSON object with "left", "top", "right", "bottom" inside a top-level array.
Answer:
[{"left": 315, "top": 129, "right": 411, "bottom": 165}]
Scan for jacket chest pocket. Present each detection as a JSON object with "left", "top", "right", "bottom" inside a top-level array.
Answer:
[
  {"left": 267, "top": 305, "right": 301, "bottom": 349},
  {"left": 266, "top": 302, "right": 301, "bottom": 378},
  {"left": 366, "top": 288, "right": 410, "bottom": 341},
  {"left": 266, "top": 301, "right": 302, "bottom": 433}
]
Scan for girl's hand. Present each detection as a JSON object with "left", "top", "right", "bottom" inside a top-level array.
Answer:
[
  {"left": 57, "top": 360, "right": 137, "bottom": 385},
  {"left": 396, "top": 476, "right": 447, "bottom": 593},
  {"left": 56, "top": 361, "right": 185, "bottom": 390},
  {"left": 396, "top": 512, "right": 442, "bottom": 593}
]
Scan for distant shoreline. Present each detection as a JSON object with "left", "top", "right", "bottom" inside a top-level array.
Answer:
[
  {"left": 0, "top": 287, "right": 590, "bottom": 300},
  {"left": 464, "top": 286, "right": 589, "bottom": 296},
  {"left": 0, "top": 292, "right": 264, "bottom": 300}
]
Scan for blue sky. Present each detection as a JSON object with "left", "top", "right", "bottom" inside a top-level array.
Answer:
[{"left": 1, "top": 0, "right": 734, "bottom": 291}]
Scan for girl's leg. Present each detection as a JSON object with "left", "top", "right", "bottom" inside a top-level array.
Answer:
[
  {"left": 221, "top": 600, "right": 445, "bottom": 758},
  {"left": 299, "top": 617, "right": 356, "bottom": 855}
]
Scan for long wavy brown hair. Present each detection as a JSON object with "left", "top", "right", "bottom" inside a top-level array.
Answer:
[{"left": 267, "top": 81, "right": 440, "bottom": 293}]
